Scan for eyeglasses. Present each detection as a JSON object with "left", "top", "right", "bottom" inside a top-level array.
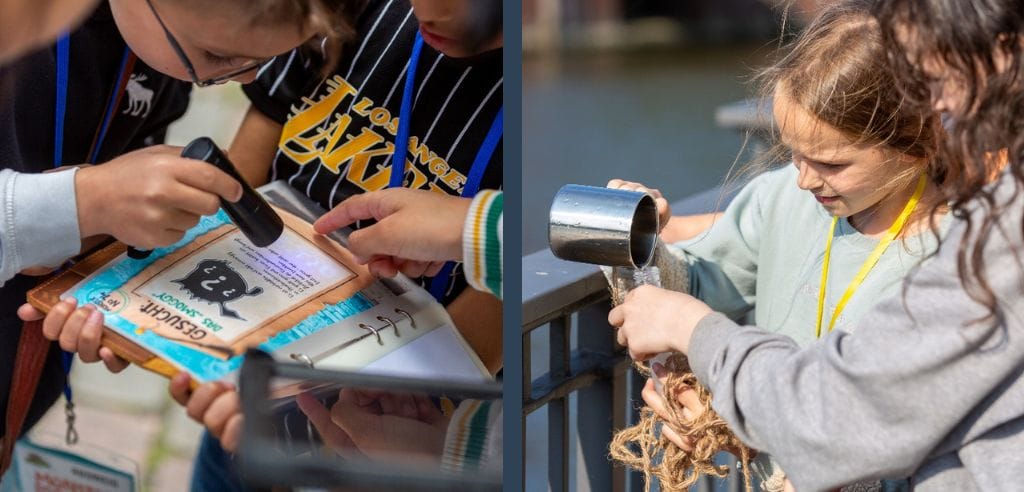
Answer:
[{"left": 145, "top": 0, "right": 270, "bottom": 87}]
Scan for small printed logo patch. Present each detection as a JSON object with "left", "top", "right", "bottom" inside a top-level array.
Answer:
[{"left": 123, "top": 73, "right": 153, "bottom": 118}]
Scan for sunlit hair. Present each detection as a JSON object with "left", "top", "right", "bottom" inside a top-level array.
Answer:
[
  {"left": 746, "top": 0, "right": 942, "bottom": 211},
  {"left": 611, "top": 4, "right": 946, "bottom": 490},
  {"left": 874, "top": 0, "right": 1024, "bottom": 321}
]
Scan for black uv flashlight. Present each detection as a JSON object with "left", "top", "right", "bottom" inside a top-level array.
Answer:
[{"left": 127, "top": 137, "right": 284, "bottom": 259}]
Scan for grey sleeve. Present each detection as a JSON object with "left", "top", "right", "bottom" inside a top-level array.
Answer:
[
  {"left": 0, "top": 168, "right": 83, "bottom": 285},
  {"left": 688, "top": 198, "right": 1024, "bottom": 490}
]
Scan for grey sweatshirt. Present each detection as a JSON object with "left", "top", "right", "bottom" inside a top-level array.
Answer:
[
  {"left": 0, "top": 168, "right": 82, "bottom": 285},
  {"left": 689, "top": 169, "right": 1024, "bottom": 491}
]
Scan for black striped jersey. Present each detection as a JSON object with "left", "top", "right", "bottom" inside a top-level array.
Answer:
[{"left": 244, "top": 0, "right": 503, "bottom": 306}]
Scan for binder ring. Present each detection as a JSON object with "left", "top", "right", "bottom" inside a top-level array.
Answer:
[
  {"left": 290, "top": 353, "right": 315, "bottom": 368},
  {"left": 394, "top": 308, "right": 416, "bottom": 329},
  {"left": 359, "top": 323, "right": 384, "bottom": 345},
  {"left": 377, "top": 316, "right": 399, "bottom": 337}
]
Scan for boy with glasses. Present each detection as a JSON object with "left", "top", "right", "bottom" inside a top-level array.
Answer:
[{"left": 4, "top": 0, "right": 361, "bottom": 450}]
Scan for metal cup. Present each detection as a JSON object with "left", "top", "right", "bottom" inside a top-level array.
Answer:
[{"left": 548, "top": 184, "right": 660, "bottom": 268}]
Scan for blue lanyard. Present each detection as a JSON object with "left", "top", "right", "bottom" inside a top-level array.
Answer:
[
  {"left": 389, "top": 32, "right": 503, "bottom": 302},
  {"left": 53, "top": 33, "right": 79, "bottom": 445},
  {"left": 53, "top": 35, "right": 71, "bottom": 167},
  {"left": 389, "top": 31, "right": 425, "bottom": 189},
  {"left": 53, "top": 33, "right": 131, "bottom": 445},
  {"left": 54, "top": 34, "right": 132, "bottom": 168}
]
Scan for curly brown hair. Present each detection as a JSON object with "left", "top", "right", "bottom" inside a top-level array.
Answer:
[{"left": 873, "top": 0, "right": 1024, "bottom": 323}]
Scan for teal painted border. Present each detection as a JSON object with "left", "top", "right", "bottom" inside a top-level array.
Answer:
[{"left": 71, "top": 211, "right": 374, "bottom": 382}]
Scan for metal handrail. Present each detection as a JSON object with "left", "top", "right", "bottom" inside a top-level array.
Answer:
[
  {"left": 523, "top": 187, "right": 743, "bottom": 492},
  {"left": 521, "top": 98, "right": 768, "bottom": 491}
]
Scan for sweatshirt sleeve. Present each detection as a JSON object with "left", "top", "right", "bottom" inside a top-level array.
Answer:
[
  {"left": 0, "top": 168, "right": 82, "bottom": 285},
  {"left": 687, "top": 178, "right": 1024, "bottom": 490},
  {"left": 462, "top": 190, "right": 502, "bottom": 299},
  {"left": 658, "top": 170, "right": 775, "bottom": 320},
  {"left": 441, "top": 399, "right": 503, "bottom": 474}
]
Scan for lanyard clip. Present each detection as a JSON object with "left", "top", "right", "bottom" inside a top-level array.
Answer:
[{"left": 64, "top": 400, "right": 79, "bottom": 446}]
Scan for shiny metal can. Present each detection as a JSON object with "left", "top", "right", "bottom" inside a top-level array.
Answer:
[{"left": 548, "top": 184, "right": 659, "bottom": 268}]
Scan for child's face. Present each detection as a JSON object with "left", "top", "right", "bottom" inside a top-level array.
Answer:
[
  {"left": 110, "top": 0, "right": 314, "bottom": 85},
  {"left": 410, "top": 0, "right": 502, "bottom": 58},
  {"left": 773, "top": 89, "right": 919, "bottom": 221},
  {"left": 895, "top": 24, "right": 973, "bottom": 115}
]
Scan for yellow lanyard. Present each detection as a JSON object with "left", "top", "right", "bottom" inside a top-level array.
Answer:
[{"left": 814, "top": 173, "right": 928, "bottom": 338}]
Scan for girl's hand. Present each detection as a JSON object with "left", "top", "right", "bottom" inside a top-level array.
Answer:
[
  {"left": 641, "top": 364, "right": 704, "bottom": 451},
  {"left": 607, "top": 286, "right": 713, "bottom": 360},
  {"left": 19, "top": 299, "right": 129, "bottom": 373},
  {"left": 644, "top": 363, "right": 753, "bottom": 459},
  {"left": 606, "top": 179, "right": 671, "bottom": 232},
  {"left": 170, "top": 374, "right": 243, "bottom": 453}
]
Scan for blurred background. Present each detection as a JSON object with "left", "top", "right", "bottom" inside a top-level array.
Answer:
[{"left": 521, "top": 0, "right": 819, "bottom": 254}]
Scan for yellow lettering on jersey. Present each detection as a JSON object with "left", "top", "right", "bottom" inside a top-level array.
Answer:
[
  {"left": 279, "top": 77, "right": 356, "bottom": 148},
  {"left": 369, "top": 107, "right": 391, "bottom": 127},
  {"left": 405, "top": 159, "right": 429, "bottom": 189},
  {"left": 440, "top": 169, "right": 467, "bottom": 190},
  {"left": 427, "top": 155, "right": 450, "bottom": 177},
  {"left": 321, "top": 126, "right": 385, "bottom": 174},
  {"left": 345, "top": 144, "right": 397, "bottom": 191},
  {"left": 275, "top": 74, "right": 478, "bottom": 195},
  {"left": 410, "top": 136, "right": 431, "bottom": 166},
  {"left": 352, "top": 97, "right": 373, "bottom": 117},
  {"left": 426, "top": 181, "right": 448, "bottom": 194}
]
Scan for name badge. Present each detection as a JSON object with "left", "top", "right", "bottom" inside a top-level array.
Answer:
[{"left": 3, "top": 435, "right": 137, "bottom": 492}]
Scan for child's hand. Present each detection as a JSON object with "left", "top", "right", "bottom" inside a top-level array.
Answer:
[
  {"left": 313, "top": 189, "right": 470, "bottom": 278},
  {"left": 18, "top": 299, "right": 129, "bottom": 373},
  {"left": 295, "top": 392, "right": 361, "bottom": 458},
  {"left": 606, "top": 179, "right": 672, "bottom": 232},
  {"left": 298, "top": 389, "right": 449, "bottom": 462},
  {"left": 641, "top": 377, "right": 701, "bottom": 451},
  {"left": 170, "top": 374, "right": 243, "bottom": 453},
  {"left": 607, "top": 285, "right": 713, "bottom": 360},
  {"left": 645, "top": 363, "right": 755, "bottom": 460},
  {"left": 75, "top": 145, "right": 244, "bottom": 249}
]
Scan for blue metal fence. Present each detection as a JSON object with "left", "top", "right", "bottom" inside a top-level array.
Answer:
[{"left": 520, "top": 100, "right": 768, "bottom": 491}]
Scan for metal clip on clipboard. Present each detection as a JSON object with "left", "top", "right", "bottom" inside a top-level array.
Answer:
[{"left": 287, "top": 308, "right": 418, "bottom": 369}]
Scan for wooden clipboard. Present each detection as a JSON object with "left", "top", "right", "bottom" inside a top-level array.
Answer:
[
  {"left": 25, "top": 242, "right": 176, "bottom": 376},
  {"left": 25, "top": 207, "right": 375, "bottom": 381}
]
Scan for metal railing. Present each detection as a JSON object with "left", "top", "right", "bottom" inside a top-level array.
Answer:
[
  {"left": 521, "top": 100, "right": 767, "bottom": 491},
  {"left": 523, "top": 188, "right": 754, "bottom": 492}
]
